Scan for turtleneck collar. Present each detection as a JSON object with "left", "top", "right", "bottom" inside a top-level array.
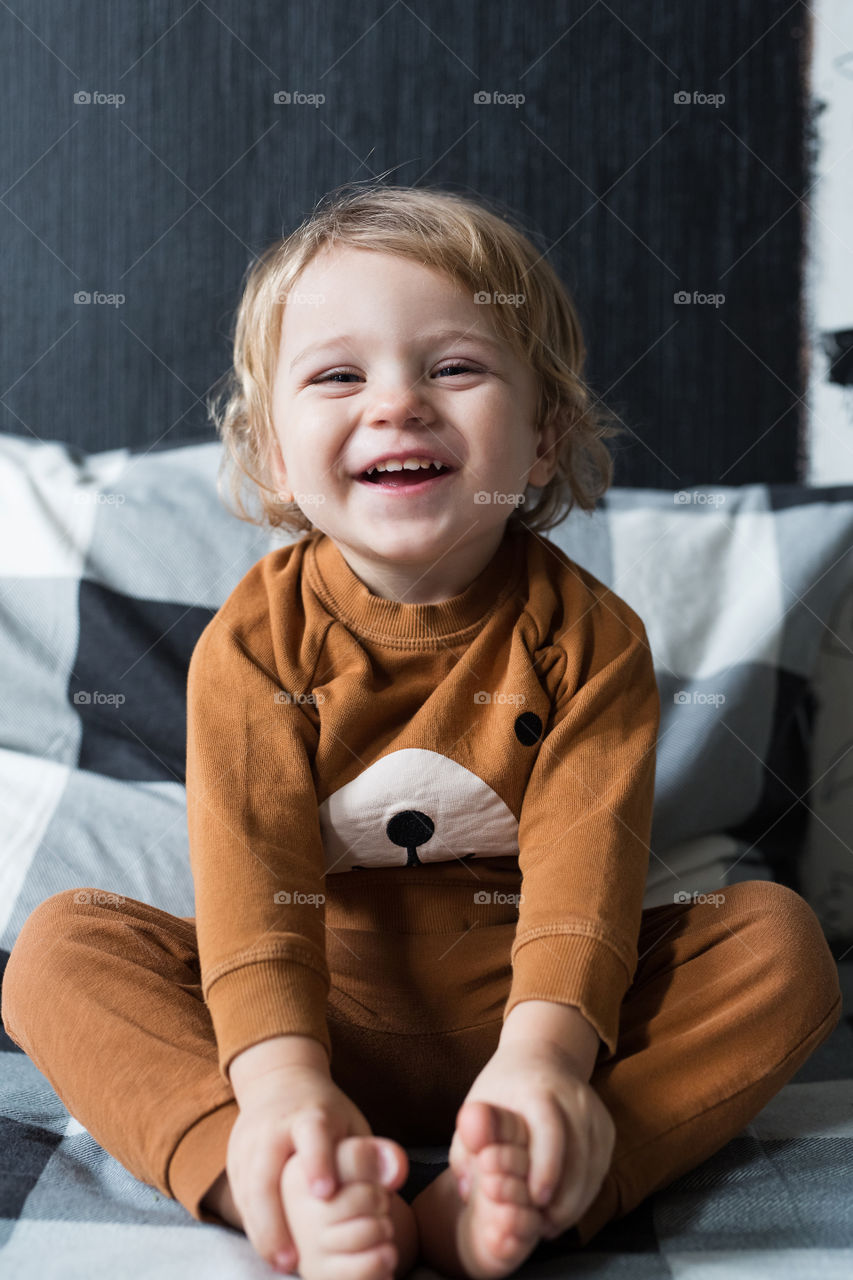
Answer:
[{"left": 304, "top": 523, "right": 525, "bottom": 644}]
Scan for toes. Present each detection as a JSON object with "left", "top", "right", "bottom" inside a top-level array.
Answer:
[
  {"left": 328, "top": 1181, "right": 391, "bottom": 1225},
  {"left": 325, "top": 1210, "right": 395, "bottom": 1255},
  {"left": 478, "top": 1170, "right": 533, "bottom": 1207},
  {"left": 283, "top": 1155, "right": 390, "bottom": 1225},
  {"left": 335, "top": 1136, "right": 409, "bottom": 1192},
  {"left": 322, "top": 1244, "right": 398, "bottom": 1280},
  {"left": 456, "top": 1099, "right": 529, "bottom": 1155},
  {"left": 483, "top": 1202, "right": 543, "bottom": 1246}
]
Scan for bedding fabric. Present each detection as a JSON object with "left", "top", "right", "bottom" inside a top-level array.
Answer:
[{"left": 0, "top": 435, "right": 851, "bottom": 1274}]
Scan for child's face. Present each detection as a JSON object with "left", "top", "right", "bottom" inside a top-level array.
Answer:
[{"left": 270, "top": 245, "right": 556, "bottom": 569}]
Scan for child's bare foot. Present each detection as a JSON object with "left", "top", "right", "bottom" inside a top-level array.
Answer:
[
  {"left": 280, "top": 1135, "right": 417, "bottom": 1279},
  {"left": 201, "top": 1136, "right": 418, "bottom": 1279},
  {"left": 411, "top": 1099, "right": 545, "bottom": 1279}
]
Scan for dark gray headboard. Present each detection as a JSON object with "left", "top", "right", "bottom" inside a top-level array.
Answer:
[{"left": 0, "top": 0, "right": 811, "bottom": 487}]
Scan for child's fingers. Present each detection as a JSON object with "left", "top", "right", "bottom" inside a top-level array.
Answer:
[
  {"left": 290, "top": 1107, "right": 339, "bottom": 1198},
  {"left": 231, "top": 1131, "right": 298, "bottom": 1271},
  {"left": 538, "top": 1107, "right": 608, "bottom": 1235},
  {"left": 544, "top": 1091, "right": 616, "bottom": 1234},
  {"left": 448, "top": 1128, "right": 472, "bottom": 1193},
  {"left": 524, "top": 1098, "right": 567, "bottom": 1208}
]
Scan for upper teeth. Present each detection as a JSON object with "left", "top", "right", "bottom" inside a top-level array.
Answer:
[{"left": 364, "top": 457, "right": 446, "bottom": 475}]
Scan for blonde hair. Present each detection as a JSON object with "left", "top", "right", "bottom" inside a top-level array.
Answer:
[{"left": 207, "top": 181, "right": 625, "bottom": 536}]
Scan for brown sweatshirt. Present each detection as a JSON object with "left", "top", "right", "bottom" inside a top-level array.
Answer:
[{"left": 185, "top": 520, "right": 660, "bottom": 1085}]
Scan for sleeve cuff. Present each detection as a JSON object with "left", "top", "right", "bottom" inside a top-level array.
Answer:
[
  {"left": 205, "top": 958, "right": 332, "bottom": 1085},
  {"left": 504, "top": 930, "right": 634, "bottom": 1060}
]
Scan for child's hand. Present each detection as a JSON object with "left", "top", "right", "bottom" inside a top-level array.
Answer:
[
  {"left": 449, "top": 1038, "right": 616, "bottom": 1239},
  {"left": 225, "top": 1063, "right": 380, "bottom": 1271}
]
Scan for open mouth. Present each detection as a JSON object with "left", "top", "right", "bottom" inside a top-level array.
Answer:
[{"left": 356, "top": 463, "right": 456, "bottom": 490}]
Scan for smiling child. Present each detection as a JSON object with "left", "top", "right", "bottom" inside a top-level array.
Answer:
[{"left": 2, "top": 183, "right": 841, "bottom": 1280}]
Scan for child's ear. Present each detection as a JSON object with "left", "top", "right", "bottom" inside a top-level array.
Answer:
[
  {"left": 268, "top": 438, "right": 292, "bottom": 501},
  {"left": 528, "top": 411, "right": 561, "bottom": 488}
]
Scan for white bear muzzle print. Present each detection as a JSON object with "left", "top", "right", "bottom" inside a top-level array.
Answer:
[{"left": 317, "top": 747, "right": 520, "bottom": 873}]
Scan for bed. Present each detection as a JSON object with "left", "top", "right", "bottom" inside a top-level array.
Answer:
[{"left": 1, "top": 435, "right": 852, "bottom": 1276}]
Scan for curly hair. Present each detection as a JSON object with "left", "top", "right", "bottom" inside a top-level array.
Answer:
[{"left": 206, "top": 180, "right": 625, "bottom": 536}]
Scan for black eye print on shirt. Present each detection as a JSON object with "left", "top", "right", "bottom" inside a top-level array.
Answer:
[{"left": 514, "top": 712, "right": 543, "bottom": 746}]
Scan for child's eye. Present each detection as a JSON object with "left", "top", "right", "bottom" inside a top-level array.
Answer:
[
  {"left": 435, "top": 362, "right": 478, "bottom": 377},
  {"left": 312, "top": 362, "right": 481, "bottom": 385}
]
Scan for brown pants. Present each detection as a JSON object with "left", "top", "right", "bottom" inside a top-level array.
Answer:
[{"left": 0, "top": 877, "right": 842, "bottom": 1248}]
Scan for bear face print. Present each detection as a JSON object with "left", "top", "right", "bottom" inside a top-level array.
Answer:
[{"left": 317, "top": 746, "right": 526, "bottom": 873}]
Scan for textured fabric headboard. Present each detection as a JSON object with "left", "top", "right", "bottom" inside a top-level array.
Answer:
[{"left": 0, "top": 0, "right": 810, "bottom": 486}]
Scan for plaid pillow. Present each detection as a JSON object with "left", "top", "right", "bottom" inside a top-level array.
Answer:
[
  {"left": 0, "top": 436, "right": 851, "bottom": 956},
  {"left": 550, "top": 482, "right": 853, "bottom": 951}
]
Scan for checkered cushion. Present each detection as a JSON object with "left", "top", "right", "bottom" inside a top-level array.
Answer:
[{"left": 1, "top": 438, "right": 852, "bottom": 950}]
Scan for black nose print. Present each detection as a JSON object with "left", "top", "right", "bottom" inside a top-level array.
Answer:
[
  {"left": 514, "top": 712, "right": 543, "bottom": 746},
  {"left": 387, "top": 809, "right": 434, "bottom": 867}
]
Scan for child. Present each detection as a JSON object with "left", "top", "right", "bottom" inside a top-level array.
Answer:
[{"left": 1, "top": 183, "right": 842, "bottom": 1280}]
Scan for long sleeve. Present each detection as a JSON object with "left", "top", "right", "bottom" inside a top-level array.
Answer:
[
  {"left": 185, "top": 602, "right": 331, "bottom": 1086},
  {"left": 504, "top": 603, "right": 660, "bottom": 1061}
]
